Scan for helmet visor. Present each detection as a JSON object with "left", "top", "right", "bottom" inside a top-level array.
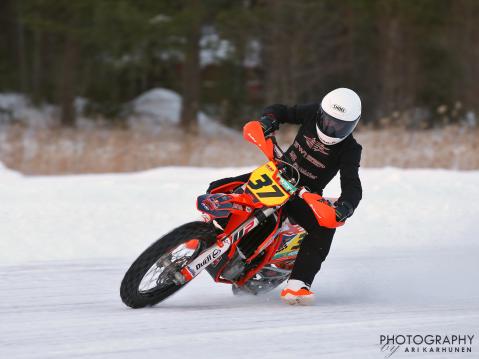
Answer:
[{"left": 317, "top": 110, "right": 359, "bottom": 139}]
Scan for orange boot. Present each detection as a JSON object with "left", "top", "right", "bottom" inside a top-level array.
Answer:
[{"left": 280, "top": 279, "right": 315, "bottom": 305}]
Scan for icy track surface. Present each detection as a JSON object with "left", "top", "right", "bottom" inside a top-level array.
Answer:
[{"left": 1, "top": 165, "right": 478, "bottom": 358}]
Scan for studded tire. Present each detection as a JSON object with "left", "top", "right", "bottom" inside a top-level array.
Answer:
[{"left": 120, "top": 221, "right": 217, "bottom": 308}]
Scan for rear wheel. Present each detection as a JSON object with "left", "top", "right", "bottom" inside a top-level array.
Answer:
[{"left": 120, "top": 221, "right": 217, "bottom": 308}]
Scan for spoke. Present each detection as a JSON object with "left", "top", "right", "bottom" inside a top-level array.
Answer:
[{"left": 138, "top": 240, "right": 200, "bottom": 294}]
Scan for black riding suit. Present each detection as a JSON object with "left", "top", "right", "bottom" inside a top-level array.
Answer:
[{"left": 208, "top": 103, "right": 362, "bottom": 287}]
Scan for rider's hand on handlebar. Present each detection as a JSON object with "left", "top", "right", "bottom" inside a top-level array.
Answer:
[
  {"left": 259, "top": 114, "right": 279, "bottom": 137},
  {"left": 334, "top": 201, "right": 354, "bottom": 222}
]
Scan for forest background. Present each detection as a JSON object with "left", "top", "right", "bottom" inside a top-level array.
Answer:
[{"left": 1, "top": 0, "right": 478, "bottom": 174}]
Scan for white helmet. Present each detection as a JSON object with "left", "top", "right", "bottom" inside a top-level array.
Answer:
[{"left": 316, "top": 88, "right": 361, "bottom": 145}]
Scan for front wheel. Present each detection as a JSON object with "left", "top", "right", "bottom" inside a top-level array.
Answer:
[{"left": 120, "top": 221, "right": 217, "bottom": 308}]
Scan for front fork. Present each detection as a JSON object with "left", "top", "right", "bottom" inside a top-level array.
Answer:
[{"left": 179, "top": 207, "right": 277, "bottom": 283}]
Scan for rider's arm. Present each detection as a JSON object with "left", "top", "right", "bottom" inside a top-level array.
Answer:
[
  {"left": 337, "top": 140, "right": 362, "bottom": 216},
  {"left": 261, "top": 103, "right": 319, "bottom": 126}
]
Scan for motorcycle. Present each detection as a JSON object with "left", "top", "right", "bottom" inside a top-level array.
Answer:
[{"left": 120, "top": 121, "right": 344, "bottom": 308}]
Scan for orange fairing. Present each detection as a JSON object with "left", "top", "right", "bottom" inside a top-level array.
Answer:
[
  {"left": 243, "top": 121, "right": 274, "bottom": 160},
  {"left": 301, "top": 192, "right": 344, "bottom": 229},
  {"left": 221, "top": 193, "right": 263, "bottom": 235}
]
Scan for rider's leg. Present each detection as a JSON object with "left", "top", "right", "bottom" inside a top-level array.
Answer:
[{"left": 283, "top": 196, "right": 336, "bottom": 287}]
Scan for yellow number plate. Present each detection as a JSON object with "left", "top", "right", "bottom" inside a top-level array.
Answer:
[{"left": 246, "top": 161, "right": 290, "bottom": 206}]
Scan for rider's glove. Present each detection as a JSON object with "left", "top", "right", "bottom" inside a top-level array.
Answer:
[
  {"left": 334, "top": 201, "right": 354, "bottom": 222},
  {"left": 259, "top": 114, "right": 279, "bottom": 136}
]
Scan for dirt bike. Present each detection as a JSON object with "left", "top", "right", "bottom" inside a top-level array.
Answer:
[{"left": 120, "top": 121, "right": 344, "bottom": 308}]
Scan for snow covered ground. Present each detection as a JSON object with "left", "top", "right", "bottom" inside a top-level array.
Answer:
[{"left": 1, "top": 164, "right": 478, "bottom": 358}]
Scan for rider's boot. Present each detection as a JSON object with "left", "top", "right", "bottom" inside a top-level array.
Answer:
[{"left": 280, "top": 279, "right": 315, "bottom": 305}]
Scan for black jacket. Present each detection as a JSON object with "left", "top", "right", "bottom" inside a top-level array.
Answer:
[{"left": 263, "top": 103, "right": 362, "bottom": 211}]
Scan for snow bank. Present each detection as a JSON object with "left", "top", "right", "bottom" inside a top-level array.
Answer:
[
  {"left": 0, "top": 93, "right": 88, "bottom": 127},
  {"left": 131, "top": 88, "right": 181, "bottom": 124},
  {"left": 0, "top": 93, "right": 56, "bottom": 127},
  {"left": 129, "top": 88, "right": 236, "bottom": 136},
  {"left": 0, "top": 166, "right": 478, "bottom": 263},
  {"left": 0, "top": 90, "right": 237, "bottom": 137},
  {"left": 0, "top": 161, "right": 22, "bottom": 179}
]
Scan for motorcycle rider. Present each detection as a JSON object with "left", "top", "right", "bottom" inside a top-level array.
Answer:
[{"left": 208, "top": 88, "right": 362, "bottom": 304}]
